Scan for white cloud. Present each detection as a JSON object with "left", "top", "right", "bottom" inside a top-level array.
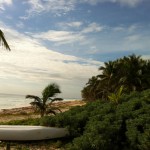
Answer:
[
  {"left": 0, "top": 22, "right": 102, "bottom": 97},
  {"left": 30, "top": 22, "right": 104, "bottom": 45},
  {"left": 21, "top": 0, "right": 145, "bottom": 19},
  {"left": 57, "top": 21, "right": 83, "bottom": 30},
  {"left": 82, "top": 0, "right": 144, "bottom": 7},
  {"left": 0, "top": 0, "right": 12, "bottom": 5},
  {"left": 23, "top": 0, "right": 76, "bottom": 18},
  {"left": 115, "top": 0, "right": 144, "bottom": 7},
  {"left": 113, "top": 24, "right": 141, "bottom": 33},
  {"left": 32, "top": 30, "right": 85, "bottom": 44},
  {"left": 82, "top": 23, "right": 104, "bottom": 33},
  {"left": 0, "top": 0, "right": 12, "bottom": 11},
  {"left": 66, "top": 21, "right": 83, "bottom": 28},
  {"left": 0, "top": 5, "right": 5, "bottom": 11}
]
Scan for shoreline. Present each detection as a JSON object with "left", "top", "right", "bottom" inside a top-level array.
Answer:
[
  {"left": 0, "top": 100, "right": 86, "bottom": 123},
  {"left": 0, "top": 98, "right": 82, "bottom": 111}
]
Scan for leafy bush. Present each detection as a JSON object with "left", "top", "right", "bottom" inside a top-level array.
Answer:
[{"left": 41, "top": 89, "right": 150, "bottom": 150}]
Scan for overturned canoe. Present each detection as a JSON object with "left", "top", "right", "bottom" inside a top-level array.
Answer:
[{"left": 0, "top": 125, "right": 69, "bottom": 141}]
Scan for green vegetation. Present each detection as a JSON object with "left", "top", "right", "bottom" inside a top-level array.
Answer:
[
  {"left": 82, "top": 54, "right": 150, "bottom": 101},
  {"left": 0, "top": 29, "right": 11, "bottom": 50},
  {"left": 26, "top": 83, "right": 63, "bottom": 117},
  {"left": 1, "top": 90, "right": 150, "bottom": 150},
  {"left": 40, "top": 89, "right": 150, "bottom": 150},
  {"left": 108, "top": 85, "right": 124, "bottom": 104}
]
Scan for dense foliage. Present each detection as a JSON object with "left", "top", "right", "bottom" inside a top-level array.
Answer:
[
  {"left": 40, "top": 89, "right": 150, "bottom": 150},
  {"left": 82, "top": 54, "right": 150, "bottom": 101}
]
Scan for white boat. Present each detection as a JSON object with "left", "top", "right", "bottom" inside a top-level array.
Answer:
[{"left": 0, "top": 125, "right": 69, "bottom": 141}]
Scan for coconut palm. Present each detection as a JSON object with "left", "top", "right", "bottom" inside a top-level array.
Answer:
[
  {"left": 26, "top": 83, "right": 63, "bottom": 117},
  {"left": 98, "top": 61, "right": 118, "bottom": 99},
  {"left": 82, "top": 76, "right": 100, "bottom": 101},
  {"left": 119, "top": 54, "right": 144, "bottom": 92},
  {"left": 142, "top": 60, "right": 150, "bottom": 90},
  {"left": 0, "top": 29, "right": 10, "bottom": 50},
  {"left": 82, "top": 54, "right": 150, "bottom": 101}
]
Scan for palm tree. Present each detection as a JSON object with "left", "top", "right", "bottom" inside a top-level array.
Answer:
[
  {"left": 98, "top": 61, "right": 117, "bottom": 99},
  {"left": 26, "top": 83, "right": 63, "bottom": 117},
  {"left": 0, "top": 30, "right": 10, "bottom": 50},
  {"left": 119, "top": 54, "right": 144, "bottom": 92},
  {"left": 140, "top": 60, "right": 150, "bottom": 90},
  {"left": 108, "top": 85, "right": 124, "bottom": 105},
  {"left": 82, "top": 76, "right": 102, "bottom": 101},
  {"left": 81, "top": 54, "right": 150, "bottom": 102}
]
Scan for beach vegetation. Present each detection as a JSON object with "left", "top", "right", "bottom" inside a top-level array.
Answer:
[
  {"left": 26, "top": 83, "right": 63, "bottom": 117},
  {"left": 0, "top": 90, "right": 149, "bottom": 150},
  {"left": 40, "top": 89, "right": 150, "bottom": 150},
  {"left": 82, "top": 54, "right": 150, "bottom": 101},
  {"left": 108, "top": 85, "right": 124, "bottom": 104}
]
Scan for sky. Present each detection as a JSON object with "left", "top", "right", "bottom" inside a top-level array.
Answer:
[{"left": 0, "top": 0, "right": 150, "bottom": 98}]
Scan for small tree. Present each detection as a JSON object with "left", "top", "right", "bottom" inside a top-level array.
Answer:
[{"left": 26, "top": 83, "right": 63, "bottom": 117}]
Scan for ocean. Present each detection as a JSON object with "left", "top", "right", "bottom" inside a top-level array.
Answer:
[{"left": 0, "top": 93, "right": 79, "bottom": 110}]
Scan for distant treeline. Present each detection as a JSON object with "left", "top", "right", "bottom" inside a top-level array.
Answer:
[{"left": 82, "top": 54, "right": 150, "bottom": 101}]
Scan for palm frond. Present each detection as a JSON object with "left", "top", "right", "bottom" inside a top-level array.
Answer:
[
  {"left": 26, "top": 95, "right": 41, "bottom": 103},
  {"left": 0, "top": 30, "right": 10, "bottom": 50}
]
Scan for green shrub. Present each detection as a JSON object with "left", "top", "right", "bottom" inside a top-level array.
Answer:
[
  {"left": 4, "top": 90, "right": 149, "bottom": 150},
  {"left": 41, "top": 90, "right": 150, "bottom": 150}
]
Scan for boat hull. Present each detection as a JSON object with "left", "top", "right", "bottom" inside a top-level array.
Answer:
[{"left": 0, "top": 125, "right": 69, "bottom": 141}]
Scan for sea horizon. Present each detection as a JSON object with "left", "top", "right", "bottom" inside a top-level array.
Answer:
[{"left": 0, "top": 93, "right": 81, "bottom": 110}]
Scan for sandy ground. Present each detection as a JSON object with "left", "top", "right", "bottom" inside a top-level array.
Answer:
[{"left": 0, "top": 100, "right": 86, "bottom": 123}]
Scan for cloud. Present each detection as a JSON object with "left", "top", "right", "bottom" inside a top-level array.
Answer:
[
  {"left": 30, "top": 22, "right": 104, "bottom": 45},
  {"left": 0, "top": 0, "right": 12, "bottom": 11},
  {"left": 68, "top": 22, "right": 83, "bottom": 27},
  {"left": 82, "top": 0, "right": 145, "bottom": 7},
  {"left": 79, "top": 23, "right": 150, "bottom": 55},
  {"left": 142, "top": 55, "right": 150, "bottom": 60},
  {"left": 16, "top": 21, "right": 24, "bottom": 29},
  {"left": 0, "top": 0, "right": 12, "bottom": 5},
  {"left": 115, "top": 0, "right": 144, "bottom": 7},
  {"left": 0, "top": 22, "right": 102, "bottom": 97},
  {"left": 23, "top": 0, "right": 76, "bottom": 18},
  {"left": 21, "top": 0, "right": 145, "bottom": 19},
  {"left": 65, "top": 21, "right": 83, "bottom": 28},
  {"left": 125, "top": 34, "right": 140, "bottom": 42},
  {"left": 32, "top": 30, "right": 85, "bottom": 44},
  {"left": 113, "top": 24, "right": 141, "bottom": 33},
  {"left": 82, "top": 22, "right": 104, "bottom": 33}
]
